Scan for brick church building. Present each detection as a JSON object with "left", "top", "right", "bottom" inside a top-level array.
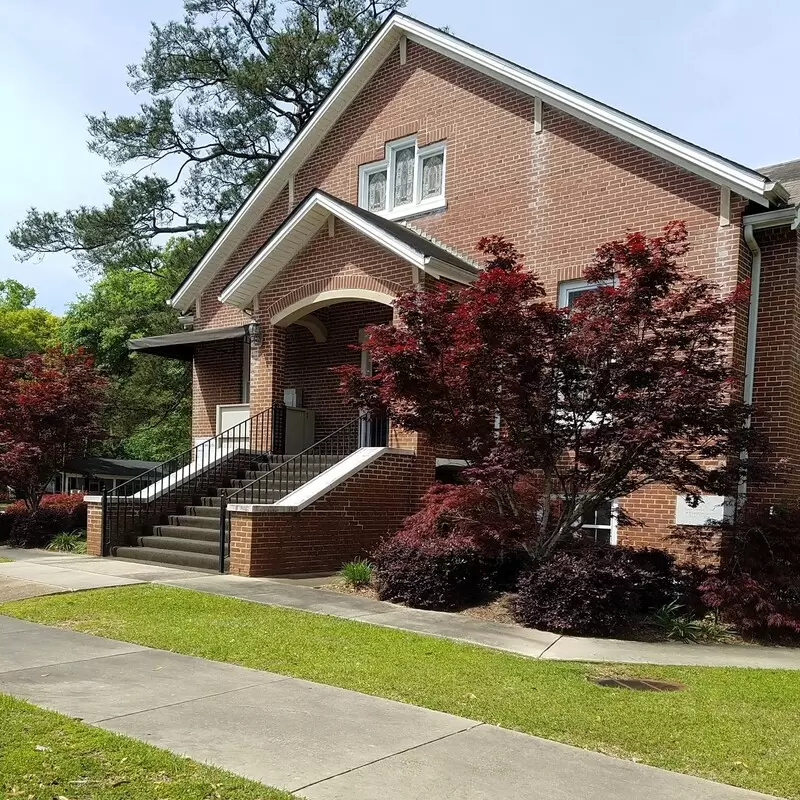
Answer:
[{"left": 86, "top": 13, "right": 800, "bottom": 575}]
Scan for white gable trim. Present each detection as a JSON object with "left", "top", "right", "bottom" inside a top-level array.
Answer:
[
  {"left": 399, "top": 17, "right": 782, "bottom": 209},
  {"left": 171, "top": 13, "right": 785, "bottom": 313},
  {"left": 218, "top": 190, "right": 472, "bottom": 310}
]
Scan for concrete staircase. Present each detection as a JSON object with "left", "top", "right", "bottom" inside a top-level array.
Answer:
[{"left": 113, "top": 453, "right": 341, "bottom": 570}]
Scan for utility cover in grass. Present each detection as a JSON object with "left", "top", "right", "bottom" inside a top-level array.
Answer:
[{"left": 589, "top": 676, "right": 685, "bottom": 692}]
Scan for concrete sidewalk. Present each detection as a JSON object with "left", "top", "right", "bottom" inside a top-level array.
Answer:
[
  {"left": 0, "top": 615, "right": 777, "bottom": 799},
  {"left": 3, "top": 547, "right": 800, "bottom": 670}
]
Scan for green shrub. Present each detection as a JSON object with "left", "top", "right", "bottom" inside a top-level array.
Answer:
[
  {"left": 651, "top": 601, "right": 704, "bottom": 643},
  {"left": 340, "top": 558, "right": 373, "bottom": 588},
  {"left": 45, "top": 530, "right": 87, "bottom": 553},
  {"left": 651, "top": 601, "right": 736, "bottom": 644},
  {"left": 698, "top": 613, "right": 736, "bottom": 643}
]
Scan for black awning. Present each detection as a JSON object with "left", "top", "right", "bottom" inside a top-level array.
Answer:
[{"left": 127, "top": 325, "right": 248, "bottom": 360}]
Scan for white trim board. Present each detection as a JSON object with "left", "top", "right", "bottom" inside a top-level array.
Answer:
[
  {"left": 170, "top": 12, "right": 785, "bottom": 313},
  {"left": 227, "top": 447, "right": 414, "bottom": 513}
]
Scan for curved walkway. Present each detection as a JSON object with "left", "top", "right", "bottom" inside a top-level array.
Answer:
[{"left": 2, "top": 547, "right": 800, "bottom": 670}]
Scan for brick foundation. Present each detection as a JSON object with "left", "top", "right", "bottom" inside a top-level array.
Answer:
[{"left": 228, "top": 451, "right": 423, "bottom": 576}]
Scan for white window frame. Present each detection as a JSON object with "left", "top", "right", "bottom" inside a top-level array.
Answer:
[
  {"left": 578, "top": 498, "right": 619, "bottom": 545},
  {"left": 558, "top": 276, "right": 619, "bottom": 310},
  {"left": 358, "top": 136, "right": 447, "bottom": 220},
  {"left": 558, "top": 277, "right": 594, "bottom": 309}
]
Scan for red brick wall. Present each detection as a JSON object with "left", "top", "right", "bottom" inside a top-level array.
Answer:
[
  {"left": 192, "top": 340, "right": 245, "bottom": 438},
  {"left": 191, "top": 36, "right": 766, "bottom": 554},
  {"left": 197, "top": 39, "right": 745, "bottom": 301},
  {"left": 228, "top": 451, "right": 419, "bottom": 576},
  {"left": 749, "top": 226, "right": 800, "bottom": 505}
]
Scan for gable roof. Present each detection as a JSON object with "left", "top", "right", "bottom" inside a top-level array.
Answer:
[
  {"left": 170, "top": 12, "right": 790, "bottom": 313},
  {"left": 219, "top": 189, "right": 478, "bottom": 309}
]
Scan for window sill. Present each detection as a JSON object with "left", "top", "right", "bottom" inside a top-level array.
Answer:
[{"left": 372, "top": 198, "right": 447, "bottom": 221}]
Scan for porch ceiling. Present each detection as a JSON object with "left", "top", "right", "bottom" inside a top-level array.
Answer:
[{"left": 218, "top": 189, "right": 479, "bottom": 310}]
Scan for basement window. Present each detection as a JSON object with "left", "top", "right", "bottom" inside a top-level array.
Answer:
[{"left": 359, "top": 136, "right": 446, "bottom": 219}]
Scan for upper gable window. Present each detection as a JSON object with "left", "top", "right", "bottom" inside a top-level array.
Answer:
[{"left": 359, "top": 137, "right": 446, "bottom": 219}]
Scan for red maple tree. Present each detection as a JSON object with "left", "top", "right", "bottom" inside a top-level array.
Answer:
[
  {"left": 0, "top": 349, "right": 108, "bottom": 510},
  {"left": 338, "top": 222, "right": 762, "bottom": 557}
]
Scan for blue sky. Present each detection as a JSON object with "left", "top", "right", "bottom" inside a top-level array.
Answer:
[{"left": 1, "top": 0, "right": 798, "bottom": 313}]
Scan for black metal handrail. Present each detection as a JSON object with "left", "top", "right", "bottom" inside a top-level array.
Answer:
[
  {"left": 217, "top": 413, "right": 388, "bottom": 572},
  {"left": 102, "top": 403, "right": 286, "bottom": 556}
]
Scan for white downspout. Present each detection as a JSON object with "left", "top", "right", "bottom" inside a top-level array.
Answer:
[{"left": 738, "top": 223, "right": 761, "bottom": 506}]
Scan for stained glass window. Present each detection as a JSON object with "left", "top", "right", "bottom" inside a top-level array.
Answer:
[
  {"left": 421, "top": 153, "right": 444, "bottom": 199},
  {"left": 393, "top": 146, "right": 415, "bottom": 206},
  {"left": 367, "top": 170, "right": 387, "bottom": 212}
]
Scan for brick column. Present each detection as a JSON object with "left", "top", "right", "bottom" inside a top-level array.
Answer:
[
  {"left": 249, "top": 324, "right": 287, "bottom": 412},
  {"left": 85, "top": 499, "right": 103, "bottom": 556},
  {"left": 386, "top": 303, "right": 436, "bottom": 506}
]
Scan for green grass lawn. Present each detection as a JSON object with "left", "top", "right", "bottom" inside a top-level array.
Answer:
[
  {"left": 0, "top": 556, "right": 13, "bottom": 563},
  {"left": 3, "top": 584, "right": 798, "bottom": 799},
  {"left": 0, "top": 693, "right": 294, "bottom": 800}
]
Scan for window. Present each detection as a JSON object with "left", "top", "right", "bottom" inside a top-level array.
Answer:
[
  {"left": 359, "top": 136, "right": 446, "bottom": 219},
  {"left": 558, "top": 278, "right": 597, "bottom": 309},
  {"left": 558, "top": 276, "right": 618, "bottom": 310},
  {"left": 580, "top": 500, "right": 617, "bottom": 544}
]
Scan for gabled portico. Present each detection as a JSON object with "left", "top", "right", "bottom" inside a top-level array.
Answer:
[{"left": 217, "top": 188, "right": 478, "bottom": 454}]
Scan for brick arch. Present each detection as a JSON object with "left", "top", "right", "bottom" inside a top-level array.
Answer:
[{"left": 268, "top": 275, "right": 403, "bottom": 326}]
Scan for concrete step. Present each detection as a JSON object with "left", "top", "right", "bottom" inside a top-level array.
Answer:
[
  {"left": 138, "top": 535, "right": 219, "bottom": 556},
  {"left": 202, "top": 491, "right": 290, "bottom": 507},
  {"left": 242, "top": 465, "right": 337, "bottom": 480},
  {"left": 169, "top": 514, "right": 218, "bottom": 530},
  {"left": 184, "top": 505, "right": 220, "bottom": 519},
  {"left": 252, "top": 456, "right": 340, "bottom": 472},
  {"left": 114, "top": 546, "right": 223, "bottom": 571},
  {"left": 154, "top": 524, "right": 219, "bottom": 542},
  {"left": 226, "top": 477, "right": 307, "bottom": 491}
]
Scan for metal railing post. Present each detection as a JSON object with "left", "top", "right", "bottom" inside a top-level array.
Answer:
[
  {"left": 101, "top": 489, "right": 108, "bottom": 556},
  {"left": 218, "top": 489, "right": 228, "bottom": 574}
]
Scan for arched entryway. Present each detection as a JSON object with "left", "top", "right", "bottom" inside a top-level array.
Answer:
[{"left": 268, "top": 285, "right": 398, "bottom": 450}]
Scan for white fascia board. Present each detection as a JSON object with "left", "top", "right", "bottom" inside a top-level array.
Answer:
[
  {"left": 399, "top": 17, "right": 775, "bottom": 207},
  {"left": 742, "top": 206, "right": 800, "bottom": 230},
  {"left": 170, "top": 25, "right": 404, "bottom": 313},
  {"left": 173, "top": 12, "right": 781, "bottom": 312},
  {"left": 219, "top": 191, "right": 426, "bottom": 309},
  {"left": 219, "top": 191, "right": 326, "bottom": 307},
  {"left": 320, "top": 194, "right": 426, "bottom": 267},
  {"left": 425, "top": 257, "right": 477, "bottom": 284}
]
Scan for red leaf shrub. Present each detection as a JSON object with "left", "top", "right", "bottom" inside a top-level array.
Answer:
[
  {"left": 512, "top": 545, "right": 678, "bottom": 636},
  {"left": 392, "top": 481, "right": 536, "bottom": 556},
  {"left": 373, "top": 537, "right": 486, "bottom": 610},
  {"left": 1, "top": 493, "right": 87, "bottom": 548},
  {"left": 372, "top": 482, "right": 535, "bottom": 610},
  {"left": 695, "top": 506, "right": 800, "bottom": 636}
]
